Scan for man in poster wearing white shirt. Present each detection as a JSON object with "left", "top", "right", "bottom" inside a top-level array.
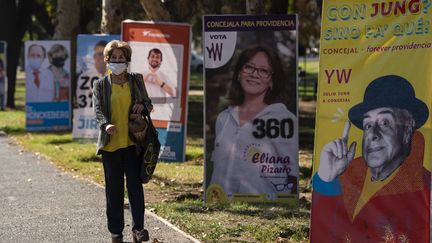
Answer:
[
  {"left": 143, "top": 48, "right": 176, "bottom": 99},
  {"left": 142, "top": 48, "right": 178, "bottom": 121},
  {"left": 76, "top": 40, "right": 108, "bottom": 109},
  {"left": 73, "top": 40, "right": 108, "bottom": 139},
  {"left": 26, "top": 44, "right": 55, "bottom": 103}
]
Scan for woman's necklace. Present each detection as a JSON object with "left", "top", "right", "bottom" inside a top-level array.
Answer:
[{"left": 111, "top": 74, "right": 127, "bottom": 87}]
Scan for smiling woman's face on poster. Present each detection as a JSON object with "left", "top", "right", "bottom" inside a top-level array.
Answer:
[{"left": 203, "top": 15, "right": 299, "bottom": 205}]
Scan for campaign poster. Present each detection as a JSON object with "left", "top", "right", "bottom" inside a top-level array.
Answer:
[
  {"left": 0, "top": 41, "right": 6, "bottom": 110},
  {"left": 122, "top": 20, "right": 191, "bottom": 162},
  {"left": 310, "top": 1, "right": 432, "bottom": 242},
  {"left": 203, "top": 15, "right": 299, "bottom": 204},
  {"left": 73, "top": 34, "right": 120, "bottom": 140},
  {"left": 25, "top": 40, "right": 71, "bottom": 131}
]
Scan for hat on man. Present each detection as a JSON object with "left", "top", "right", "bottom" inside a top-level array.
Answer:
[{"left": 348, "top": 75, "right": 429, "bottom": 129}]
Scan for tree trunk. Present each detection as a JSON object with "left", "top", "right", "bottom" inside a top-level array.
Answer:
[
  {"left": 246, "top": 0, "right": 264, "bottom": 14},
  {"left": 269, "top": 0, "right": 289, "bottom": 14},
  {"left": 0, "top": 0, "right": 33, "bottom": 109},
  {"left": 54, "top": 0, "right": 80, "bottom": 107},
  {"left": 53, "top": 0, "right": 80, "bottom": 39},
  {"left": 100, "top": 0, "right": 123, "bottom": 34},
  {"left": 138, "top": 0, "right": 172, "bottom": 21}
]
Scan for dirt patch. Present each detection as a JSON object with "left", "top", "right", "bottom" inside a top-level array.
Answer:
[{"left": 145, "top": 176, "right": 203, "bottom": 205}]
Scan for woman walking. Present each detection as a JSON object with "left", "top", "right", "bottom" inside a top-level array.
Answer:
[{"left": 93, "top": 40, "right": 152, "bottom": 243}]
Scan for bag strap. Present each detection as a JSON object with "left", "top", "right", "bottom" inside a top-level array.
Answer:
[
  {"left": 143, "top": 109, "right": 156, "bottom": 131},
  {"left": 130, "top": 72, "right": 153, "bottom": 114}
]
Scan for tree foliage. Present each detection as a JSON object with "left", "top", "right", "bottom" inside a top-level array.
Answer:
[
  {"left": 0, "top": 0, "right": 322, "bottom": 108},
  {"left": 294, "top": 0, "right": 322, "bottom": 52}
]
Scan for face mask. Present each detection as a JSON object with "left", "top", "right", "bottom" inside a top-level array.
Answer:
[
  {"left": 108, "top": 62, "right": 127, "bottom": 75},
  {"left": 28, "top": 58, "right": 43, "bottom": 70},
  {"left": 51, "top": 57, "right": 66, "bottom": 67}
]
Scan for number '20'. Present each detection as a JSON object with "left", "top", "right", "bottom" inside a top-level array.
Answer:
[{"left": 252, "top": 118, "right": 293, "bottom": 139}]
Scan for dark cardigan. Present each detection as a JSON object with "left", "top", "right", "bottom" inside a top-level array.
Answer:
[{"left": 92, "top": 72, "right": 153, "bottom": 155}]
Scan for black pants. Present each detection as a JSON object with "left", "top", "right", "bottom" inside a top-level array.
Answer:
[{"left": 101, "top": 146, "right": 144, "bottom": 235}]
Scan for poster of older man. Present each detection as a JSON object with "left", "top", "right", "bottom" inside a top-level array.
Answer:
[{"left": 310, "top": 1, "right": 432, "bottom": 242}]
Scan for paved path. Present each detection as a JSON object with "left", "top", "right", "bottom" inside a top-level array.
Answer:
[{"left": 0, "top": 135, "right": 199, "bottom": 243}]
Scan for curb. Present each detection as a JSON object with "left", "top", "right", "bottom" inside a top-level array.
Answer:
[{"left": 146, "top": 211, "right": 201, "bottom": 243}]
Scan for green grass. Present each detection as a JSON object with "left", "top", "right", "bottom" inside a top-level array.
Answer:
[
  {"left": 0, "top": 110, "right": 25, "bottom": 133},
  {"left": 298, "top": 58, "right": 319, "bottom": 75},
  {"left": 152, "top": 199, "right": 310, "bottom": 242},
  {"left": 298, "top": 58, "right": 319, "bottom": 99},
  {"left": 155, "top": 161, "right": 203, "bottom": 184},
  {"left": 190, "top": 71, "right": 203, "bottom": 90}
]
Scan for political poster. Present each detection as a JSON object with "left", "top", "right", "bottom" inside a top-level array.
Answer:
[
  {"left": 310, "top": 1, "right": 432, "bottom": 242},
  {"left": 0, "top": 41, "right": 6, "bottom": 110},
  {"left": 73, "top": 34, "right": 120, "bottom": 140},
  {"left": 25, "top": 40, "right": 71, "bottom": 131},
  {"left": 122, "top": 20, "right": 191, "bottom": 162},
  {"left": 203, "top": 15, "right": 299, "bottom": 204}
]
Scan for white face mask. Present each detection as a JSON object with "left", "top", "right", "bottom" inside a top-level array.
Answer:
[
  {"left": 28, "top": 57, "right": 43, "bottom": 70},
  {"left": 108, "top": 62, "right": 127, "bottom": 75}
]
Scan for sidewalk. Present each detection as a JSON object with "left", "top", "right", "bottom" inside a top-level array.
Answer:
[{"left": 0, "top": 134, "right": 199, "bottom": 243}]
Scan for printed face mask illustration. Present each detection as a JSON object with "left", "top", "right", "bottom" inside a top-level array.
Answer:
[
  {"left": 28, "top": 58, "right": 44, "bottom": 70},
  {"left": 51, "top": 57, "right": 66, "bottom": 67}
]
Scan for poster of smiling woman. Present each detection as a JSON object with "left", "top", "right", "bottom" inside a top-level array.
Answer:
[
  {"left": 203, "top": 15, "right": 299, "bottom": 204},
  {"left": 310, "top": 1, "right": 432, "bottom": 242},
  {"left": 25, "top": 40, "right": 71, "bottom": 131}
]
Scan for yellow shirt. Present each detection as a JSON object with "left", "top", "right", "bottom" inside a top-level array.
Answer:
[{"left": 102, "top": 82, "right": 134, "bottom": 152}]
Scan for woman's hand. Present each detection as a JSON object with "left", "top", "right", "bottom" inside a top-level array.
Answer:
[
  {"left": 105, "top": 124, "right": 117, "bottom": 135},
  {"left": 132, "top": 103, "right": 145, "bottom": 114}
]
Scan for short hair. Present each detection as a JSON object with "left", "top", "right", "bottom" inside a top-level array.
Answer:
[
  {"left": 147, "top": 48, "right": 163, "bottom": 61},
  {"left": 395, "top": 108, "right": 415, "bottom": 155},
  {"left": 103, "top": 40, "right": 132, "bottom": 62},
  {"left": 94, "top": 40, "right": 108, "bottom": 50},
  {"left": 394, "top": 107, "right": 415, "bottom": 133},
  {"left": 227, "top": 46, "right": 287, "bottom": 106},
  {"left": 48, "top": 44, "right": 69, "bottom": 60},
  {"left": 28, "top": 44, "right": 47, "bottom": 58}
]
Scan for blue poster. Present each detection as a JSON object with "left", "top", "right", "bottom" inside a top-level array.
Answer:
[
  {"left": 25, "top": 40, "right": 71, "bottom": 131},
  {"left": 73, "top": 34, "right": 119, "bottom": 139}
]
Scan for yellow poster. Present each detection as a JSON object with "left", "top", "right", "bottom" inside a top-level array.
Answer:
[{"left": 310, "top": 1, "right": 432, "bottom": 242}]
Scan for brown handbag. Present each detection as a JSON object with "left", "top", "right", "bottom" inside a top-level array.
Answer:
[{"left": 128, "top": 113, "right": 149, "bottom": 143}]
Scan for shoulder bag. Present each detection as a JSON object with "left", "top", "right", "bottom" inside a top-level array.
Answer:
[{"left": 138, "top": 108, "right": 161, "bottom": 184}]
